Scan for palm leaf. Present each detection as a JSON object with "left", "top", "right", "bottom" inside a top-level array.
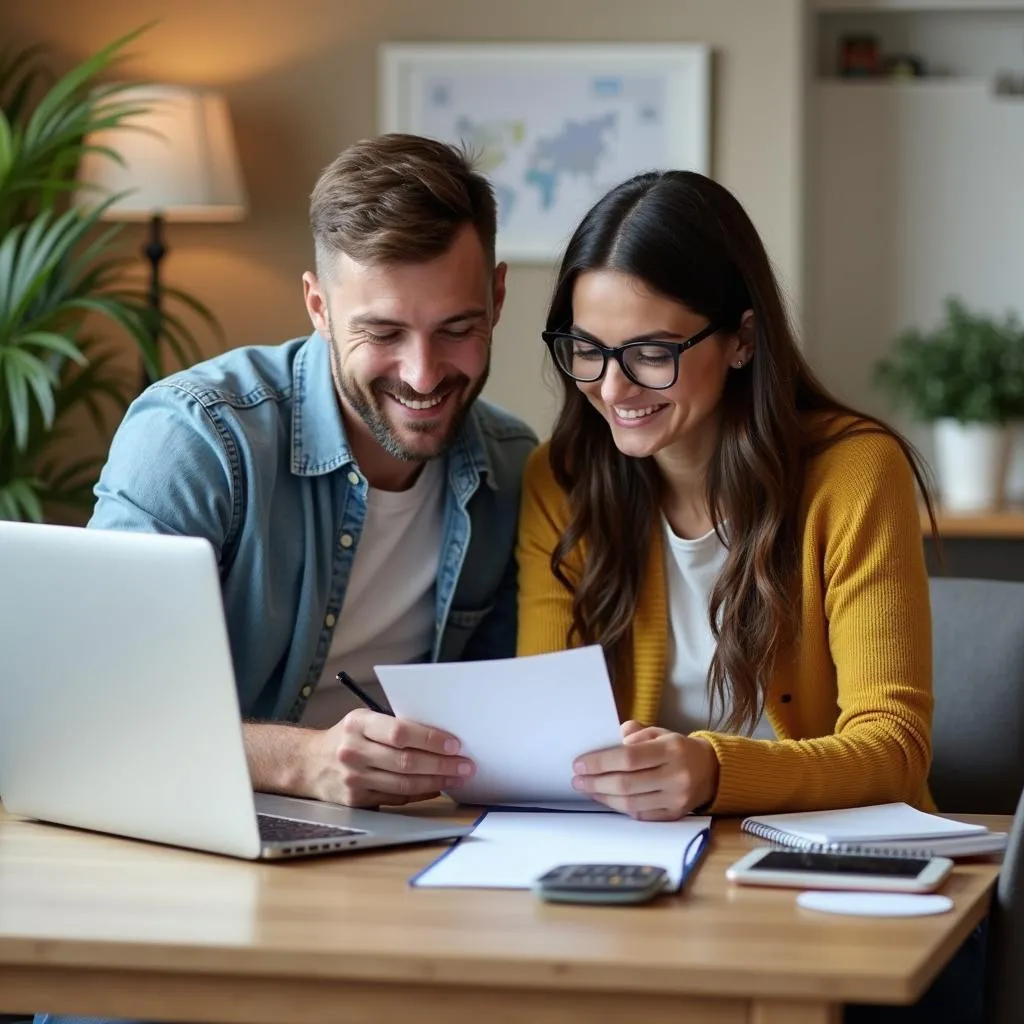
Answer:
[
  {"left": 0, "top": 476, "right": 45, "bottom": 522},
  {"left": 0, "top": 25, "right": 220, "bottom": 521},
  {"left": 22, "top": 24, "right": 153, "bottom": 148},
  {"left": 40, "top": 452, "right": 105, "bottom": 493},
  {"left": 0, "top": 488, "right": 17, "bottom": 521},
  {"left": 105, "top": 288, "right": 208, "bottom": 368},
  {"left": 2, "top": 67, "right": 47, "bottom": 127},
  {"left": 1, "top": 351, "right": 31, "bottom": 449},
  {"left": 0, "top": 110, "right": 14, "bottom": 183},
  {"left": 162, "top": 284, "right": 224, "bottom": 340},
  {"left": 23, "top": 359, "right": 55, "bottom": 428},
  {"left": 2, "top": 205, "right": 102, "bottom": 331},
  {"left": 0, "top": 221, "right": 21, "bottom": 319},
  {"left": 0, "top": 44, "right": 46, "bottom": 96},
  {"left": 61, "top": 228, "right": 130, "bottom": 290},
  {"left": 64, "top": 295, "right": 159, "bottom": 375},
  {"left": 56, "top": 357, "right": 130, "bottom": 434},
  {"left": 23, "top": 98, "right": 153, "bottom": 173},
  {"left": 18, "top": 330, "right": 88, "bottom": 365}
]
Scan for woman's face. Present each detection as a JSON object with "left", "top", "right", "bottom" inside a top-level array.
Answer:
[{"left": 570, "top": 269, "right": 749, "bottom": 461}]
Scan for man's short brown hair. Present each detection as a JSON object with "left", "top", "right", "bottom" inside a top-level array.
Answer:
[{"left": 310, "top": 133, "right": 498, "bottom": 277}]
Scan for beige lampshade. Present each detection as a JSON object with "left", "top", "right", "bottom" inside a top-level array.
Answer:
[{"left": 75, "top": 84, "right": 247, "bottom": 222}]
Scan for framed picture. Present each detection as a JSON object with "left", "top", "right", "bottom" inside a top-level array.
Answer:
[{"left": 379, "top": 43, "right": 711, "bottom": 263}]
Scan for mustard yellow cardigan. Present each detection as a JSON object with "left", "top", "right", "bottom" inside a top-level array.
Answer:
[{"left": 516, "top": 425, "right": 935, "bottom": 816}]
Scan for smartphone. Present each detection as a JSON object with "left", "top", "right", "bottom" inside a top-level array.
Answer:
[
  {"left": 725, "top": 847, "right": 953, "bottom": 893},
  {"left": 532, "top": 863, "right": 670, "bottom": 905}
]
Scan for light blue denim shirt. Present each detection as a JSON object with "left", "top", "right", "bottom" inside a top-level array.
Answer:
[{"left": 88, "top": 332, "right": 538, "bottom": 722}]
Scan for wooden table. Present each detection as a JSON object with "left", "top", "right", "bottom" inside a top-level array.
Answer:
[
  {"left": 0, "top": 804, "right": 1006, "bottom": 1024},
  {"left": 920, "top": 505, "right": 1024, "bottom": 580},
  {"left": 921, "top": 505, "right": 1024, "bottom": 539}
]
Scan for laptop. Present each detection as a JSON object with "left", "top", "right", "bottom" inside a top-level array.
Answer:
[{"left": 0, "top": 521, "right": 472, "bottom": 860}]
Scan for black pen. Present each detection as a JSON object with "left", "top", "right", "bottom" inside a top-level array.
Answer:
[{"left": 336, "top": 670, "right": 394, "bottom": 716}]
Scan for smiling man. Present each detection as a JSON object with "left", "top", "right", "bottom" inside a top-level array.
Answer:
[{"left": 87, "top": 133, "right": 537, "bottom": 809}]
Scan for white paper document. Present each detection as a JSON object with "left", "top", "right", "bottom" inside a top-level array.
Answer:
[
  {"left": 411, "top": 811, "right": 713, "bottom": 890},
  {"left": 375, "top": 646, "right": 621, "bottom": 808}
]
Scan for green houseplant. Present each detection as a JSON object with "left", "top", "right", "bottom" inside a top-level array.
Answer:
[
  {"left": 873, "top": 297, "right": 1024, "bottom": 511},
  {"left": 0, "top": 28, "right": 217, "bottom": 522},
  {"left": 873, "top": 297, "right": 1024, "bottom": 424}
]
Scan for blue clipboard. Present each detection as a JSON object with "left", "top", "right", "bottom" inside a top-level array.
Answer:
[{"left": 409, "top": 813, "right": 713, "bottom": 892}]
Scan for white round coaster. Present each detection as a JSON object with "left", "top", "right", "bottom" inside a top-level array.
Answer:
[{"left": 796, "top": 891, "right": 954, "bottom": 918}]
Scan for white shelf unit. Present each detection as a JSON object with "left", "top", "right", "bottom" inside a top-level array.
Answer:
[
  {"left": 805, "top": 1, "right": 1024, "bottom": 439},
  {"left": 812, "top": 2, "right": 1024, "bottom": 12},
  {"left": 815, "top": 5, "right": 1024, "bottom": 78}
]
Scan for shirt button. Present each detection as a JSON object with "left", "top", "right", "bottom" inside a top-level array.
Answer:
[
  {"left": 301, "top": 685, "right": 312, "bottom": 698},
  {"left": 347, "top": 471, "right": 360, "bottom": 485},
  {"left": 325, "top": 613, "right": 337, "bottom": 628},
  {"left": 339, "top": 533, "right": 354, "bottom": 549}
]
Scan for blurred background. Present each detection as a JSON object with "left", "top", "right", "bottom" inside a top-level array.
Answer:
[{"left": 2, "top": 0, "right": 1023, "bottom": 575}]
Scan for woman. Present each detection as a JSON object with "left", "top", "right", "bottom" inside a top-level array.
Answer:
[{"left": 518, "top": 169, "right": 938, "bottom": 822}]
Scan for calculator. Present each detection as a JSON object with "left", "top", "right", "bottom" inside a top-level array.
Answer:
[{"left": 532, "top": 863, "right": 670, "bottom": 905}]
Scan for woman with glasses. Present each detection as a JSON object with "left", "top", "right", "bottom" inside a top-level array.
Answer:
[{"left": 518, "top": 169, "right": 939, "bottom": 823}]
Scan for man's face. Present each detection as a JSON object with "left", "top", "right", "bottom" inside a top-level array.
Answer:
[{"left": 304, "top": 225, "right": 506, "bottom": 463}]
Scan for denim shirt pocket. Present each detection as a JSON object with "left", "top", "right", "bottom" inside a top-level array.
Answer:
[
  {"left": 446, "top": 604, "right": 494, "bottom": 631},
  {"left": 438, "top": 604, "right": 494, "bottom": 662}
]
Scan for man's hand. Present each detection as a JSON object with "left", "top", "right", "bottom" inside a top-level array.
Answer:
[
  {"left": 310, "top": 710, "right": 475, "bottom": 807},
  {"left": 570, "top": 720, "right": 720, "bottom": 820},
  {"left": 242, "top": 713, "right": 476, "bottom": 808}
]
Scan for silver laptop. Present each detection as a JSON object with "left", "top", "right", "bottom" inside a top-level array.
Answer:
[{"left": 0, "top": 521, "right": 471, "bottom": 860}]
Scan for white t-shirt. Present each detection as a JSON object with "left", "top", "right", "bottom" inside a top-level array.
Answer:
[
  {"left": 658, "top": 517, "right": 774, "bottom": 739},
  {"left": 301, "top": 460, "right": 445, "bottom": 728}
]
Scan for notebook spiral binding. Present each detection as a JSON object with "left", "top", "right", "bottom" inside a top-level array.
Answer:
[{"left": 743, "top": 821, "right": 932, "bottom": 859}]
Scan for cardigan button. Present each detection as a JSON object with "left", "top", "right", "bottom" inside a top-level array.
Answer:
[{"left": 780, "top": 694, "right": 792, "bottom": 703}]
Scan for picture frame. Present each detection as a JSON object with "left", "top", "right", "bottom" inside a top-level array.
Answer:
[{"left": 379, "top": 43, "right": 711, "bottom": 263}]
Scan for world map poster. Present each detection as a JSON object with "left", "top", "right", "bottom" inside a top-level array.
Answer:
[{"left": 382, "top": 46, "right": 710, "bottom": 262}]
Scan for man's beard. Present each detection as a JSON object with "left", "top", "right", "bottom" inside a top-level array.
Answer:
[{"left": 327, "top": 329, "right": 489, "bottom": 462}]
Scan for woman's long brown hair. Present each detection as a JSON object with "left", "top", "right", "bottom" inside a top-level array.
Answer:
[{"left": 546, "top": 171, "right": 937, "bottom": 733}]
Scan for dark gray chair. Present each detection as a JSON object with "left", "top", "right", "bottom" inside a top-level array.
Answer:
[
  {"left": 985, "top": 786, "right": 1024, "bottom": 1023},
  {"left": 928, "top": 577, "right": 1024, "bottom": 815}
]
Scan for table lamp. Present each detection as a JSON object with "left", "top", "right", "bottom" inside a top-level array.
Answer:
[{"left": 75, "top": 84, "right": 247, "bottom": 388}]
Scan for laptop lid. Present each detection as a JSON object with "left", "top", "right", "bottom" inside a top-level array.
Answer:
[{"left": 0, "top": 522, "right": 266, "bottom": 858}]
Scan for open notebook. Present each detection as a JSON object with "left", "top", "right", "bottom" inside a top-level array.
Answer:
[{"left": 741, "top": 802, "right": 1007, "bottom": 858}]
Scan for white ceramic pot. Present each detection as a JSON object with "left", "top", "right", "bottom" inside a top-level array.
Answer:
[{"left": 933, "top": 419, "right": 1011, "bottom": 512}]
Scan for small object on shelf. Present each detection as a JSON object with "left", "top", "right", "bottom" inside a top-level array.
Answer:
[
  {"left": 884, "top": 54, "right": 925, "bottom": 79},
  {"left": 839, "top": 34, "right": 880, "bottom": 78},
  {"left": 993, "top": 71, "right": 1024, "bottom": 98}
]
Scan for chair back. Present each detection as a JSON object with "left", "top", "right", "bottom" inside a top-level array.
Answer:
[
  {"left": 929, "top": 577, "right": 1024, "bottom": 814},
  {"left": 986, "top": 787, "right": 1024, "bottom": 1022}
]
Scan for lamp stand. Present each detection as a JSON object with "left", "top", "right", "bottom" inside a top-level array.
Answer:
[{"left": 141, "top": 213, "right": 167, "bottom": 392}]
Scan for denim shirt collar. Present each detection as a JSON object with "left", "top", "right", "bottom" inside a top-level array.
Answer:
[{"left": 289, "top": 332, "right": 495, "bottom": 493}]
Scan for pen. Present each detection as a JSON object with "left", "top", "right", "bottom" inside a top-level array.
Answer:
[{"left": 336, "top": 670, "right": 394, "bottom": 716}]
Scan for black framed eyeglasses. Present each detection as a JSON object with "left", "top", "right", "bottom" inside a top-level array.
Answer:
[{"left": 541, "top": 323, "right": 721, "bottom": 391}]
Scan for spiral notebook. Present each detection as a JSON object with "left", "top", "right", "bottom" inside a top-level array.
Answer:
[{"left": 741, "top": 803, "right": 1008, "bottom": 858}]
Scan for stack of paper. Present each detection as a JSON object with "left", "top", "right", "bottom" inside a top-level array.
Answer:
[{"left": 376, "top": 646, "right": 622, "bottom": 808}]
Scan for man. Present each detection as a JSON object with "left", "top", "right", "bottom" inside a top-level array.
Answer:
[{"left": 88, "top": 132, "right": 537, "bottom": 809}]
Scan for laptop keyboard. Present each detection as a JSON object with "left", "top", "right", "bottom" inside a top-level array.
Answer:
[{"left": 257, "top": 813, "right": 365, "bottom": 843}]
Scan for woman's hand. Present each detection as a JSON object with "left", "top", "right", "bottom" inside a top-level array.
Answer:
[{"left": 571, "top": 720, "right": 720, "bottom": 820}]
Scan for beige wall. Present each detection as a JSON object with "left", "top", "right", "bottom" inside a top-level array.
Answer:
[{"left": 1, "top": 0, "right": 805, "bottom": 438}]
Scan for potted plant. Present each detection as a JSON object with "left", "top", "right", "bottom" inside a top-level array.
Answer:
[
  {"left": 873, "top": 297, "right": 1024, "bottom": 512},
  {"left": 0, "top": 28, "right": 217, "bottom": 523}
]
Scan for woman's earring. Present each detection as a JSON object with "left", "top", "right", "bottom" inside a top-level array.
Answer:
[{"left": 733, "top": 359, "right": 745, "bottom": 368}]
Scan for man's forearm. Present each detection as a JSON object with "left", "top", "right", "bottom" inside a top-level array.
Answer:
[{"left": 243, "top": 721, "right": 313, "bottom": 797}]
